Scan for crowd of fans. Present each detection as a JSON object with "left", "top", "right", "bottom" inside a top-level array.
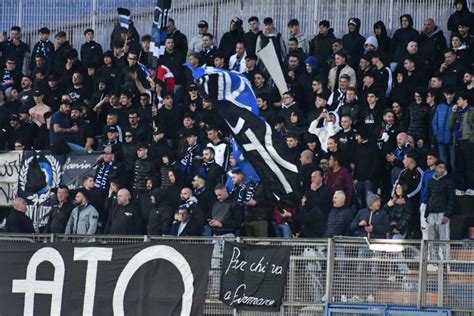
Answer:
[{"left": 1, "top": 1, "right": 473, "bottom": 244}]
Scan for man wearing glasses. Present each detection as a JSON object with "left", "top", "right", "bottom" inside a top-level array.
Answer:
[
  {"left": 119, "top": 51, "right": 150, "bottom": 97},
  {"left": 1, "top": 57, "right": 23, "bottom": 90}
]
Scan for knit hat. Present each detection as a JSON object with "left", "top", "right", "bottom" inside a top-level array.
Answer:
[
  {"left": 366, "top": 191, "right": 380, "bottom": 208},
  {"left": 364, "top": 36, "right": 379, "bottom": 50}
]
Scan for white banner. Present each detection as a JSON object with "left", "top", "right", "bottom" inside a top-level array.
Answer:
[
  {"left": 257, "top": 41, "right": 287, "bottom": 97},
  {"left": 0, "top": 151, "right": 23, "bottom": 206}
]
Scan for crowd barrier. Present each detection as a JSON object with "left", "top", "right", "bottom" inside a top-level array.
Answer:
[
  {"left": 0, "top": 0, "right": 459, "bottom": 73},
  {"left": 0, "top": 235, "right": 472, "bottom": 315}
]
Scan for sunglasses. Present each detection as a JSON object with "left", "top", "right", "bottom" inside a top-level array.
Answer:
[{"left": 125, "top": 134, "right": 133, "bottom": 138}]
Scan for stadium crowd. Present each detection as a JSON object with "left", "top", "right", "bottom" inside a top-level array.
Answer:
[{"left": 0, "top": 1, "right": 473, "bottom": 246}]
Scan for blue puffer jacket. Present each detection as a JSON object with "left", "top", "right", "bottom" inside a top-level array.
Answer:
[{"left": 432, "top": 103, "right": 452, "bottom": 145}]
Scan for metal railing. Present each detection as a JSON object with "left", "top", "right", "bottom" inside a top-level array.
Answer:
[
  {"left": 0, "top": 0, "right": 460, "bottom": 66},
  {"left": 0, "top": 234, "right": 473, "bottom": 315}
]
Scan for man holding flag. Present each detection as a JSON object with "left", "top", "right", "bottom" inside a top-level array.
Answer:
[{"left": 185, "top": 64, "right": 301, "bottom": 202}]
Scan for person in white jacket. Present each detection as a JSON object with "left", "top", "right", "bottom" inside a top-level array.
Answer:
[{"left": 308, "top": 111, "right": 341, "bottom": 152}]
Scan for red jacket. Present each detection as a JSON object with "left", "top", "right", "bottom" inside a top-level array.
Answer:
[{"left": 156, "top": 65, "right": 175, "bottom": 93}]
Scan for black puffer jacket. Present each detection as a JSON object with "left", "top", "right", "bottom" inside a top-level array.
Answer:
[
  {"left": 133, "top": 158, "right": 157, "bottom": 193},
  {"left": 426, "top": 172, "right": 455, "bottom": 218},
  {"left": 407, "top": 102, "right": 431, "bottom": 141},
  {"left": 324, "top": 206, "right": 353, "bottom": 237},
  {"left": 385, "top": 201, "right": 411, "bottom": 234}
]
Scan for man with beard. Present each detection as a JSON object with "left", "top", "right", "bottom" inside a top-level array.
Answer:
[
  {"left": 178, "top": 187, "right": 205, "bottom": 232},
  {"left": 178, "top": 129, "right": 203, "bottom": 185},
  {"left": 69, "top": 104, "right": 94, "bottom": 152},
  {"left": 18, "top": 76, "right": 34, "bottom": 109},
  {"left": 49, "top": 99, "right": 75, "bottom": 153}
]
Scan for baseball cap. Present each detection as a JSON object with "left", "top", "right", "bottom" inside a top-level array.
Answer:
[
  {"left": 107, "top": 126, "right": 118, "bottom": 133},
  {"left": 198, "top": 20, "right": 209, "bottom": 28},
  {"left": 33, "top": 90, "right": 43, "bottom": 97}
]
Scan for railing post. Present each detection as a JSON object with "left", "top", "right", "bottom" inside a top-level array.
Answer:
[
  {"left": 91, "top": 0, "right": 97, "bottom": 32},
  {"left": 388, "top": 0, "right": 394, "bottom": 32},
  {"left": 417, "top": 239, "right": 428, "bottom": 308},
  {"left": 325, "top": 238, "right": 335, "bottom": 302},
  {"left": 18, "top": 0, "right": 24, "bottom": 28}
]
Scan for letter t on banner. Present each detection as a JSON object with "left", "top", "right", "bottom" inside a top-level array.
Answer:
[{"left": 74, "top": 247, "right": 113, "bottom": 315}]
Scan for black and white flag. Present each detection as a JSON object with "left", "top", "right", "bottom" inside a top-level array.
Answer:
[
  {"left": 185, "top": 65, "right": 300, "bottom": 200},
  {"left": 151, "top": 0, "right": 172, "bottom": 58}
]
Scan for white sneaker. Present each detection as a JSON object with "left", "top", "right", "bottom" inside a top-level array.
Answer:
[
  {"left": 348, "top": 295, "right": 364, "bottom": 303},
  {"left": 427, "top": 264, "right": 438, "bottom": 272},
  {"left": 464, "top": 189, "right": 474, "bottom": 196},
  {"left": 367, "top": 294, "right": 375, "bottom": 302},
  {"left": 387, "top": 275, "right": 396, "bottom": 282},
  {"left": 455, "top": 189, "right": 465, "bottom": 196}
]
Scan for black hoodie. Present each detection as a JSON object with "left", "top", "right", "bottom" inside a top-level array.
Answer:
[
  {"left": 219, "top": 20, "right": 245, "bottom": 61},
  {"left": 373, "top": 21, "right": 391, "bottom": 57},
  {"left": 448, "top": 0, "right": 474, "bottom": 34},
  {"left": 391, "top": 14, "right": 418, "bottom": 63},
  {"left": 342, "top": 18, "right": 366, "bottom": 68}
]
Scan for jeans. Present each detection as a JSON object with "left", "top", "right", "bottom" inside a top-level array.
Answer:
[
  {"left": 437, "top": 143, "right": 455, "bottom": 173},
  {"left": 454, "top": 141, "right": 474, "bottom": 190},
  {"left": 392, "top": 233, "right": 410, "bottom": 274},
  {"left": 67, "top": 142, "right": 87, "bottom": 153},
  {"left": 356, "top": 247, "right": 382, "bottom": 295},
  {"left": 274, "top": 222, "right": 292, "bottom": 238},
  {"left": 427, "top": 212, "right": 450, "bottom": 261}
]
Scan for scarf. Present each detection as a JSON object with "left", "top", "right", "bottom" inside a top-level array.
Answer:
[
  {"left": 181, "top": 143, "right": 198, "bottom": 167},
  {"left": 94, "top": 161, "right": 113, "bottom": 190}
]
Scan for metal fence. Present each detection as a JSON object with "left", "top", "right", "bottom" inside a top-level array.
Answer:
[
  {"left": 0, "top": 234, "right": 473, "bottom": 315},
  {"left": 0, "top": 0, "right": 464, "bottom": 63}
]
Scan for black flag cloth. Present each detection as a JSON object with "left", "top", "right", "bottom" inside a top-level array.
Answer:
[{"left": 185, "top": 65, "right": 300, "bottom": 200}]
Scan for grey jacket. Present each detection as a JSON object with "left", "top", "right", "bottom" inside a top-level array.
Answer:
[{"left": 65, "top": 204, "right": 99, "bottom": 235}]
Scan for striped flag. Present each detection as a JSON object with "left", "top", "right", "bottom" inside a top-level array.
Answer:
[
  {"left": 185, "top": 65, "right": 258, "bottom": 114},
  {"left": 117, "top": 8, "right": 131, "bottom": 29},
  {"left": 151, "top": 0, "right": 172, "bottom": 58},
  {"left": 185, "top": 65, "right": 300, "bottom": 200},
  {"left": 138, "top": 61, "right": 152, "bottom": 77}
]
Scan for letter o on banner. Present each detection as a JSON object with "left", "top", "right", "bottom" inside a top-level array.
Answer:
[{"left": 113, "top": 245, "right": 194, "bottom": 316}]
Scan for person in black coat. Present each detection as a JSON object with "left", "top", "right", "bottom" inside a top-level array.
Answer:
[
  {"left": 5, "top": 197, "right": 35, "bottom": 233},
  {"left": 219, "top": 17, "right": 245, "bottom": 61},
  {"left": 373, "top": 21, "right": 391, "bottom": 57},
  {"left": 45, "top": 185, "right": 74, "bottom": 233},
  {"left": 342, "top": 18, "right": 365, "bottom": 68},
  {"left": 171, "top": 206, "right": 201, "bottom": 236},
  {"left": 105, "top": 189, "right": 142, "bottom": 235},
  {"left": 448, "top": 0, "right": 474, "bottom": 35},
  {"left": 391, "top": 15, "right": 419, "bottom": 63},
  {"left": 80, "top": 29, "right": 104, "bottom": 70},
  {"left": 198, "top": 147, "right": 224, "bottom": 191},
  {"left": 147, "top": 189, "right": 174, "bottom": 235},
  {"left": 192, "top": 174, "right": 216, "bottom": 222},
  {"left": 166, "top": 18, "right": 188, "bottom": 62}
]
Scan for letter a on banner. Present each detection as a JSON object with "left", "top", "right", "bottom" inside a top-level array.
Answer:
[{"left": 12, "top": 247, "right": 65, "bottom": 316}]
